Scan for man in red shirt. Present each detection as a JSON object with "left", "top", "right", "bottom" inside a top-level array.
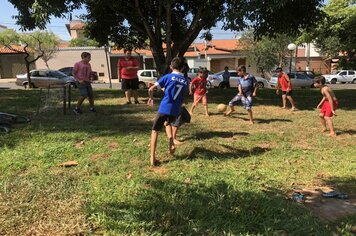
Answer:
[
  {"left": 275, "top": 67, "right": 296, "bottom": 111},
  {"left": 118, "top": 49, "right": 140, "bottom": 104}
]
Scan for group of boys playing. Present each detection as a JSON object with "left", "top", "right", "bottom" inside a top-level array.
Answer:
[{"left": 72, "top": 53, "right": 338, "bottom": 167}]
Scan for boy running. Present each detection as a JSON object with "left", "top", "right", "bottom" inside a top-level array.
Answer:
[
  {"left": 225, "top": 65, "right": 257, "bottom": 124},
  {"left": 189, "top": 69, "right": 209, "bottom": 116},
  {"left": 147, "top": 57, "right": 189, "bottom": 166},
  {"left": 275, "top": 67, "right": 296, "bottom": 111},
  {"left": 314, "top": 76, "right": 338, "bottom": 137}
]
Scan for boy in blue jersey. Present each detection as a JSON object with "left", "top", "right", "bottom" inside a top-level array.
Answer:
[
  {"left": 147, "top": 57, "right": 189, "bottom": 167},
  {"left": 225, "top": 65, "right": 257, "bottom": 124}
]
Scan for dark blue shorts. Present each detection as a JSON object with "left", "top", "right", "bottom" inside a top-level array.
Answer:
[{"left": 78, "top": 82, "right": 93, "bottom": 99}]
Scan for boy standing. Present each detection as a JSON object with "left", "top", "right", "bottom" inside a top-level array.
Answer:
[
  {"left": 147, "top": 57, "right": 189, "bottom": 166},
  {"left": 189, "top": 69, "right": 209, "bottom": 116},
  {"left": 221, "top": 66, "right": 230, "bottom": 89},
  {"left": 73, "top": 52, "right": 95, "bottom": 114},
  {"left": 225, "top": 65, "right": 257, "bottom": 124},
  {"left": 275, "top": 67, "right": 296, "bottom": 111},
  {"left": 314, "top": 76, "right": 338, "bottom": 137},
  {"left": 118, "top": 49, "right": 140, "bottom": 104}
]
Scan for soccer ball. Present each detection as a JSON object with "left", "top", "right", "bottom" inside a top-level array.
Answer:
[{"left": 217, "top": 104, "right": 227, "bottom": 112}]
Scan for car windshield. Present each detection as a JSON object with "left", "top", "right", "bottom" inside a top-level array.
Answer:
[
  {"left": 50, "top": 71, "right": 67, "bottom": 78},
  {"left": 331, "top": 71, "right": 339, "bottom": 75}
]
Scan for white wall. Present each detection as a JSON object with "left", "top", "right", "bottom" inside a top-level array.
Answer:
[{"left": 35, "top": 47, "right": 111, "bottom": 82}]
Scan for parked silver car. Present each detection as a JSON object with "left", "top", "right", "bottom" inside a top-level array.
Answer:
[
  {"left": 207, "top": 70, "right": 270, "bottom": 88},
  {"left": 322, "top": 70, "right": 356, "bottom": 84},
  {"left": 269, "top": 72, "right": 314, "bottom": 88},
  {"left": 16, "top": 69, "right": 77, "bottom": 88}
]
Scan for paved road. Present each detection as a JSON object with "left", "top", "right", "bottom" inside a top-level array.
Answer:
[{"left": 1, "top": 79, "right": 356, "bottom": 90}]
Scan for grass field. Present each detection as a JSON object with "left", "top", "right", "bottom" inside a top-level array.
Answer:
[{"left": 0, "top": 87, "right": 355, "bottom": 235}]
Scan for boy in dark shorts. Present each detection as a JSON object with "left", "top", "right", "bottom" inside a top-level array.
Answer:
[
  {"left": 73, "top": 52, "right": 95, "bottom": 114},
  {"left": 275, "top": 67, "right": 296, "bottom": 111},
  {"left": 314, "top": 76, "right": 338, "bottom": 137},
  {"left": 147, "top": 57, "right": 189, "bottom": 166}
]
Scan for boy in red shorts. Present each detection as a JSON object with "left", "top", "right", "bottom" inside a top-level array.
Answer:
[
  {"left": 189, "top": 69, "right": 209, "bottom": 116},
  {"left": 314, "top": 76, "right": 338, "bottom": 137}
]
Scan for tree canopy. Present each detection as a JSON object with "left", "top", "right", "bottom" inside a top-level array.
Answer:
[
  {"left": 311, "top": 0, "right": 356, "bottom": 66},
  {"left": 0, "top": 29, "right": 60, "bottom": 86},
  {"left": 8, "top": 0, "right": 324, "bottom": 73}
]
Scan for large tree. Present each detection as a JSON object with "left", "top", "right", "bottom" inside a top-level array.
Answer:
[
  {"left": 311, "top": 0, "right": 356, "bottom": 68},
  {"left": 240, "top": 30, "right": 294, "bottom": 76},
  {"left": 8, "top": 0, "right": 324, "bottom": 74},
  {"left": 0, "top": 29, "right": 60, "bottom": 87}
]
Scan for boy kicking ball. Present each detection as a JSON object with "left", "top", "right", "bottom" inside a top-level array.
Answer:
[
  {"left": 147, "top": 57, "right": 189, "bottom": 167},
  {"left": 314, "top": 76, "right": 338, "bottom": 137}
]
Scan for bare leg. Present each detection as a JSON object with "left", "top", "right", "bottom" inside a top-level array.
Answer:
[
  {"left": 172, "top": 126, "right": 183, "bottom": 145},
  {"left": 89, "top": 97, "right": 94, "bottom": 108},
  {"left": 132, "top": 89, "right": 139, "bottom": 103},
  {"left": 247, "top": 109, "right": 254, "bottom": 124},
  {"left": 224, "top": 106, "right": 235, "bottom": 116},
  {"left": 125, "top": 90, "right": 132, "bottom": 103},
  {"left": 282, "top": 95, "right": 287, "bottom": 109},
  {"left": 325, "top": 117, "right": 336, "bottom": 136},
  {"left": 204, "top": 104, "right": 209, "bottom": 116},
  {"left": 150, "top": 130, "right": 159, "bottom": 166},
  {"left": 189, "top": 104, "right": 196, "bottom": 115},
  {"left": 319, "top": 114, "right": 327, "bottom": 132},
  {"left": 76, "top": 96, "right": 86, "bottom": 108},
  {"left": 165, "top": 125, "right": 176, "bottom": 154},
  {"left": 287, "top": 96, "right": 296, "bottom": 110}
]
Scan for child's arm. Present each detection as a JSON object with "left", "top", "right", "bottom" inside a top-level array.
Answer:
[
  {"left": 252, "top": 78, "right": 258, "bottom": 97},
  {"left": 317, "top": 97, "right": 326, "bottom": 109},
  {"left": 238, "top": 84, "right": 244, "bottom": 97},
  {"left": 189, "top": 82, "right": 193, "bottom": 95},
  {"left": 147, "top": 84, "right": 158, "bottom": 106},
  {"left": 323, "top": 88, "right": 337, "bottom": 115},
  {"left": 276, "top": 78, "right": 280, "bottom": 94},
  {"left": 285, "top": 74, "right": 292, "bottom": 91}
]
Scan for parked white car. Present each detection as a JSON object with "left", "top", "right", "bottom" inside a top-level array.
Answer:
[
  {"left": 269, "top": 72, "right": 315, "bottom": 88},
  {"left": 207, "top": 70, "right": 270, "bottom": 88},
  {"left": 322, "top": 70, "right": 356, "bottom": 84},
  {"left": 187, "top": 67, "right": 214, "bottom": 80},
  {"left": 137, "top": 69, "right": 158, "bottom": 89}
]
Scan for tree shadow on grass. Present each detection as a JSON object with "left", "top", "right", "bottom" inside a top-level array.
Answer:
[
  {"left": 238, "top": 117, "right": 293, "bottom": 124},
  {"left": 185, "top": 131, "right": 249, "bottom": 141},
  {"left": 338, "top": 129, "right": 356, "bottom": 136},
  {"left": 177, "top": 145, "right": 269, "bottom": 161},
  {"left": 87, "top": 179, "right": 330, "bottom": 235}
]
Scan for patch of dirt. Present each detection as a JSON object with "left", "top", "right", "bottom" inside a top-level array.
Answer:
[
  {"left": 90, "top": 153, "right": 111, "bottom": 161},
  {"left": 108, "top": 141, "right": 119, "bottom": 150},
  {"left": 289, "top": 187, "right": 356, "bottom": 222}
]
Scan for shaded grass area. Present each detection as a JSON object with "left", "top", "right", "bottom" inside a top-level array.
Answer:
[{"left": 0, "top": 88, "right": 355, "bottom": 235}]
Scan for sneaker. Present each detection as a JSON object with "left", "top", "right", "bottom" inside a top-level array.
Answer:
[
  {"left": 134, "top": 100, "right": 139, "bottom": 104},
  {"left": 89, "top": 107, "right": 96, "bottom": 112},
  {"left": 73, "top": 107, "right": 82, "bottom": 114}
]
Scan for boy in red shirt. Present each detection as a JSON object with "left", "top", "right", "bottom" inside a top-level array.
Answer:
[
  {"left": 314, "top": 76, "right": 338, "bottom": 137},
  {"left": 189, "top": 69, "right": 209, "bottom": 116},
  {"left": 275, "top": 67, "right": 296, "bottom": 111}
]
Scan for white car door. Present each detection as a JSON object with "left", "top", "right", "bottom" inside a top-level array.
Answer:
[
  {"left": 346, "top": 71, "right": 354, "bottom": 82},
  {"left": 229, "top": 71, "right": 239, "bottom": 87},
  {"left": 339, "top": 71, "right": 347, "bottom": 83}
]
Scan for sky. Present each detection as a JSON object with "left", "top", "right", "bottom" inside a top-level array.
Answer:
[{"left": 0, "top": 0, "right": 238, "bottom": 42}]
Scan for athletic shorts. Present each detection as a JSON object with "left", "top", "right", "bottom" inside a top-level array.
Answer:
[
  {"left": 321, "top": 100, "right": 338, "bottom": 117},
  {"left": 78, "top": 82, "right": 93, "bottom": 99},
  {"left": 282, "top": 90, "right": 293, "bottom": 96},
  {"left": 121, "top": 78, "right": 139, "bottom": 90},
  {"left": 228, "top": 94, "right": 253, "bottom": 110},
  {"left": 170, "top": 107, "right": 190, "bottom": 127},
  {"left": 152, "top": 113, "right": 177, "bottom": 131},
  {"left": 193, "top": 94, "right": 207, "bottom": 106}
]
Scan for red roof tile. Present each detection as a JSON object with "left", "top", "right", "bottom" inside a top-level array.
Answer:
[{"left": 0, "top": 45, "right": 25, "bottom": 54}]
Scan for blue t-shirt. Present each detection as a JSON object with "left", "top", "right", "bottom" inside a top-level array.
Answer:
[
  {"left": 237, "top": 74, "right": 257, "bottom": 96},
  {"left": 156, "top": 72, "right": 189, "bottom": 116}
]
